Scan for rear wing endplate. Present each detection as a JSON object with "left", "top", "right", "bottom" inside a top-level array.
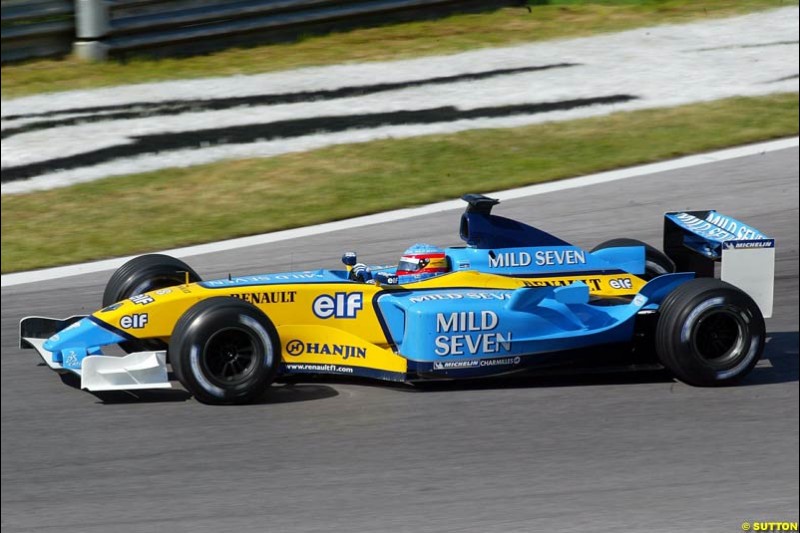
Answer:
[{"left": 664, "top": 211, "right": 774, "bottom": 317}]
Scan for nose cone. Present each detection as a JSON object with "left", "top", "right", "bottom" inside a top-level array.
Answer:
[{"left": 43, "top": 317, "right": 126, "bottom": 353}]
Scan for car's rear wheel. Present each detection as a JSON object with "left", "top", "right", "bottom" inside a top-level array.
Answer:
[
  {"left": 103, "top": 254, "right": 201, "bottom": 353},
  {"left": 591, "top": 238, "right": 675, "bottom": 280},
  {"left": 655, "top": 278, "right": 764, "bottom": 386},
  {"left": 169, "top": 297, "right": 280, "bottom": 405}
]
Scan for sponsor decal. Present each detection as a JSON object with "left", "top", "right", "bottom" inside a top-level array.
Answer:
[
  {"left": 285, "top": 363, "right": 354, "bottom": 374},
  {"left": 705, "top": 212, "right": 767, "bottom": 241},
  {"left": 434, "top": 311, "right": 512, "bottom": 357},
  {"left": 489, "top": 249, "right": 586, "bottom": 268},
  {"left": 285, "top": 340, "right": 366, "bottom": 360},
  {"left": 523, "top": 278, "right": 602, "bottom": 291},
  {"left": 155, "top": 288, "right": 172, "bottom": 295},
  {"left": 265, "top": 273, "right": 321, "bottom": 282},
  {"left": 675, "top": 212, "right": 769, "bottom": 243},
  {"left": 205, "top": 272, "right": 324, "bottom": 287},
  {"left": 231, "top": 290, "right": 297, "bottom": 305},
  {"left": 64, "top": 352, "right": 79, "bottom": 368},
  {"left": 434, "top": 359, "right": 479, "bottom": 369},
  {"left": 312, "top": 293, "right": 363, "bottom": 319},
  {"left": 130, "top": 294, "right": 154, "bottom": 305},
  {"left": 479, "top": 356, "right": 521, "bottom": 367},
  {"left": 120, "top": 314, "right": 148, "bottom": 329},
  {"left": 723, "top": 240, "right": 775, "bottom": 249},
  {"left": 433, "top": 356, "right": 521, "bottom": 370},
  {"left": 633, "top": 294, "right": 647, "bottom": 306},
  {"left": 409, "top": 292, "right": 510, "bottom": 303},
  {"left": 286, "top": 339, "right": 305, "bottom": 356},
  {"left": 609, "top": 278, "right": 634, "bottom": 290},
  {"left": 458, "top": 261, "right": 470, "bottom": 270},
  {"left": 674, "top": 212, "right": 734, "bottom": 241},
  {"left": 374, "top": 272, "right": 398, "bottom": 285},
  {"left": 410, "top": 293, "right": 462, "bottom": 303}
]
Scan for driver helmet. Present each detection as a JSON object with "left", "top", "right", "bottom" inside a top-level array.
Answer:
[{"left": 396, "top": 243, "right": 449, "bottom": 284}]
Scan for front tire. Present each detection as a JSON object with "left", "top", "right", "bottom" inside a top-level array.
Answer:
[
  {"left": 103, "top": 254, "right": 201, "bottom": 353},
  {"left": 169, "top": 297, "right": 280, "bottom": 405},
  {"left": 103, "top": 254, "right": 201, "bottom": 307},
  {"left": 655, "top": 278, "right": 764, "bottom": 386}
]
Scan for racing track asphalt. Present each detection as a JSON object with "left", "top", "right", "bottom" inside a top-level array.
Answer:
[{"left": 1, "top": 148, "right": 798, "bottom": 533}]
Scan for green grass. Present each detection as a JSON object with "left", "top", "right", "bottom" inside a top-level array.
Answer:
[
  {"left": 2, "top": 0, "right": 794, "bottom": 99},
  {"left": 2, "top": 93, "right": 797, "bottom": 273}
]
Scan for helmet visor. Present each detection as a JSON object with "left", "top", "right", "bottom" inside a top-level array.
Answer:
[{"left": 397, "top": 257, "right": 429, "bottom": 273}]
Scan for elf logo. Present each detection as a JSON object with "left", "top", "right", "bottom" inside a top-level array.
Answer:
[
  {"left": 312, "top": 293, "right": 363, "bottom": 319},
  {"left": 120, "top": 314, "right": 149, "bottom": 329},
  {"left": 609, "top": 278, "right": 633, "bottom": 290}
]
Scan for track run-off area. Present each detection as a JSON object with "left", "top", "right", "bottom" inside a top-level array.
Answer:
[
  {"left": 2, "top": 146, "right": 797, "bottom": 533},
  {"left": 1, "top": 7, "right": 798, "bottom": 194}
]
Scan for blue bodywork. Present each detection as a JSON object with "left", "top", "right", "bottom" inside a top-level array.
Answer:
[
  {"left": 39, "top": 316, "right": 126, "bottom": 370},
  {"left": 447, "top": 197, "right": 645, "bottom": 276},
  {"left": 200, "top": 269, "right": 348, "bottom": 288},
  {"left": 665, "top": 211, "right": 774, "bottom": 259},
  {"left": 372, "top": 274, "right": 692, "bottom": 377},
  {"left": 445, "top": 245, "right": 644, "bottom": 277}
]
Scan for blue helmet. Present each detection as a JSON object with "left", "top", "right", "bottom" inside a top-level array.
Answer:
[{"left": 396, "top": 243, "right": 449, "bottom": 284}]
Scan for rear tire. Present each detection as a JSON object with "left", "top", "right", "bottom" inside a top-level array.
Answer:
[
  {"left": 103, "top": 254, "right": 201, "bottom": 353},
  {"left": 592, "top": 238, "right": 675, "bottom": 280},
  {"left": 169, "top": 297, "right": 280, "bottom": 405},
  {"left": 655, "top": 278, "right": 764, "bottom": 386}
]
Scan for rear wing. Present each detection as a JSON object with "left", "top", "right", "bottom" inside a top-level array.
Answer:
[{"left": 664, "top": 211, "right": 774, "bottom": 317}]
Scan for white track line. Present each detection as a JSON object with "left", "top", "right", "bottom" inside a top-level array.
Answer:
[{"left": 2, "top": 136, "right": 797, "bottom": 288}]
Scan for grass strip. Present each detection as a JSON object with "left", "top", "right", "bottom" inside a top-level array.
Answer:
[
  {"left": 1, "top": 0, "right": 794, "bottom": 99},
  {"left": 2, "top": 92, "right": 798, "bottom": 273}
]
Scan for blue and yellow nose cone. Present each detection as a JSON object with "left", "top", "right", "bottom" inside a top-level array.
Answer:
[{"left": 43, "top": 317, "right": 126, "bottom": 367}]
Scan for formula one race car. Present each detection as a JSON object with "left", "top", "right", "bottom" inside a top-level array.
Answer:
[{"left": 20, "top": 194, "right": 775, "bottom": 404}]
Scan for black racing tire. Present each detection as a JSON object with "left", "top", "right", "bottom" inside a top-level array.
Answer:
[
  {"left": 103, "top": 254, "right": 201, "bottom": 353},
  {"left": 655, "top": 278, "right": 765, "bottom": 386},
  {"left": 591, "top": 238, "right": 675, "bottom": 280},
  {"left": 169, "top": 297, "right": 280, "bottom": 405}
]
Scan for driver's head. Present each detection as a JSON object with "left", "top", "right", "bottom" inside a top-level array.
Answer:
[{"left": 396, "top": 244, "right": 449, "bottom": 284}]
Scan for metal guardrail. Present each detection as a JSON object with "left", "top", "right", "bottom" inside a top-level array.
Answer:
[
  {"left": 1, "top": 0, "right": 74, "bottom": 62},
  {"left": 3, "top": 0, "right": 507, "bottom": 63},
  {"left": 77, "top": 0, "right": 490, "bottom": 60}
]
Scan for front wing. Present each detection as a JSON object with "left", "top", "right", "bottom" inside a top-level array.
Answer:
[{"left": 21, "top": 316, "right": 171, "bottom": 391}]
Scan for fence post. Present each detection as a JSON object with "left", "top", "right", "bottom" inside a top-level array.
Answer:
[{"left": 73, "top": 0, "right": 109, "bottom": 61}]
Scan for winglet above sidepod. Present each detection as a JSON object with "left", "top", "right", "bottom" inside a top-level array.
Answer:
[{"left": 462, "top": 194, "right": 500, "bottom": 214}]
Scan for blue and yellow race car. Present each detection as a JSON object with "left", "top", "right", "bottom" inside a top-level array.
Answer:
[{"left": 20, "top": 194, "right": 775, "bottom": 404}]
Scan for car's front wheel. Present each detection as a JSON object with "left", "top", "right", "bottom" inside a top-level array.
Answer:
[
  {"left": 655, "top": 278, "right": 764, "bottom": 386},
  {"left": 103, "top": 254, "right": 202, "bottom": 353},
  {"left": 169, "top": 297, "right": 281, "bottom": 405}
]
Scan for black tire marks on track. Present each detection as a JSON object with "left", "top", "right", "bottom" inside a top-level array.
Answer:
[
  {"left": 1, "top": 63, "right": 578, "bottom": 140},
  {"left": 690, "top": 39, "right": 799, "bottom": 52},
  {"left": 1, "top": 94, "right": 637, "bottom": 183}
]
